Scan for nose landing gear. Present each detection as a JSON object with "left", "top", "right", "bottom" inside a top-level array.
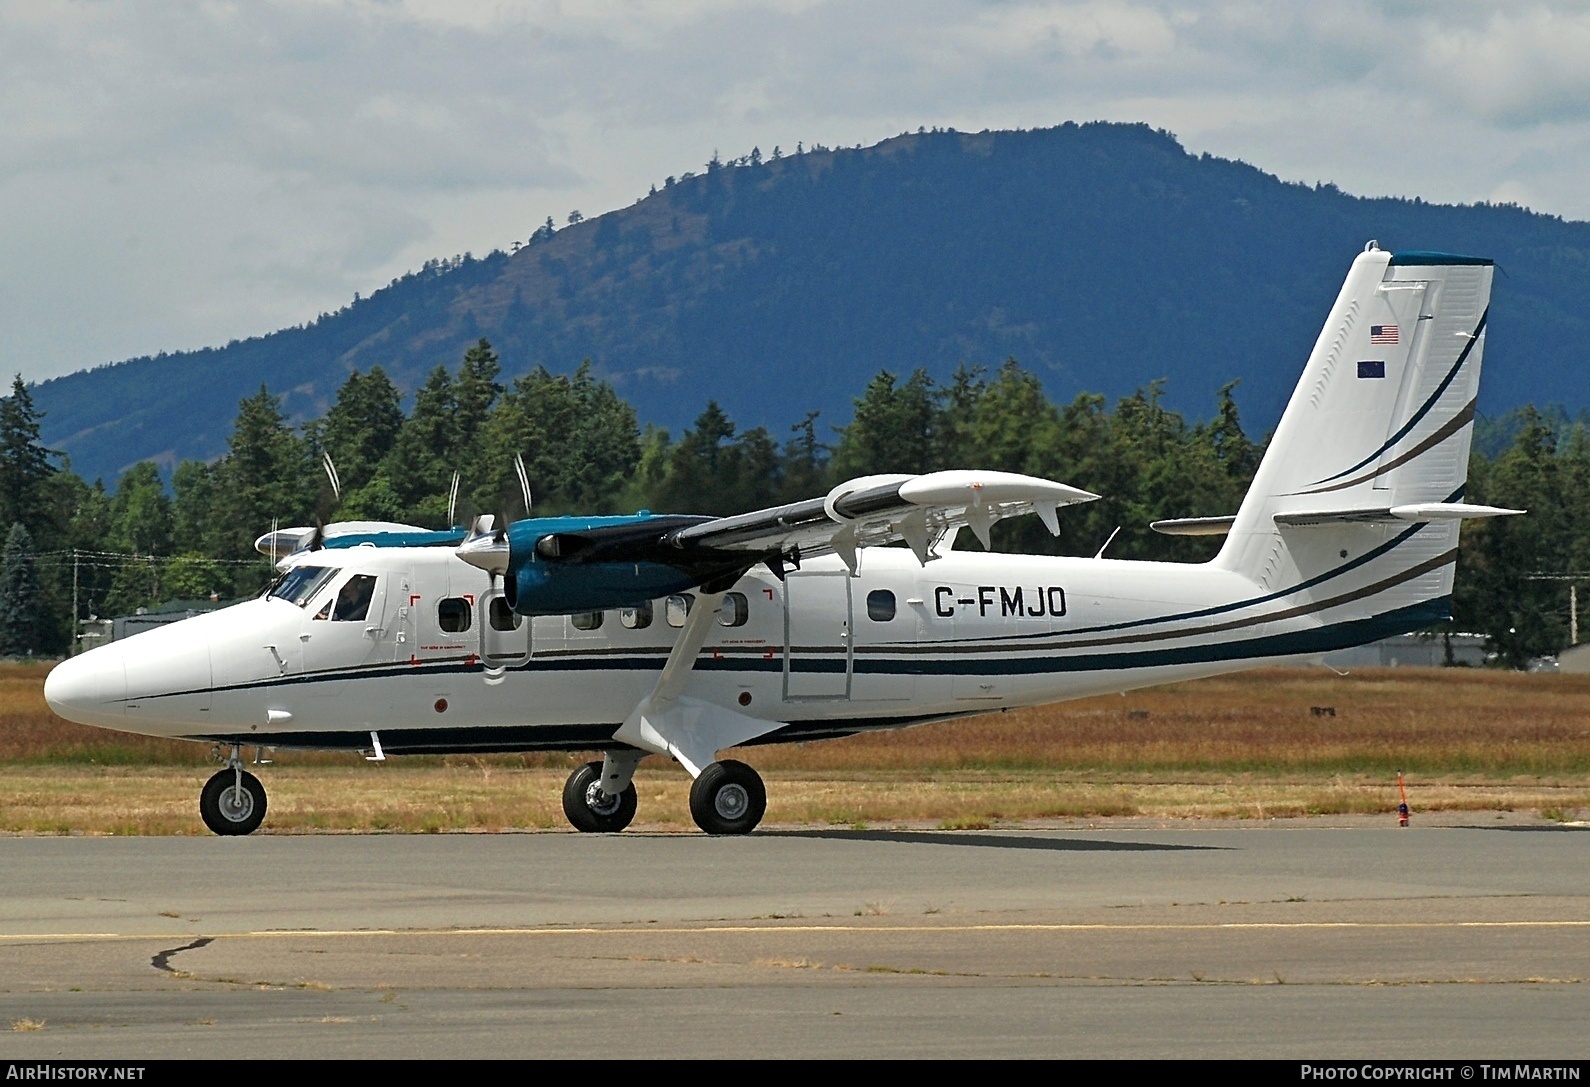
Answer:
[
  {"left": 200, "top": 746, "right": 268, "bottom": 836},
  {"left": 562, "top": 760, "right": 638, "bottom": 833}
]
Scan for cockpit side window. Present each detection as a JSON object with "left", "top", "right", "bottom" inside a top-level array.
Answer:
[
  {"left": 332, "top": 575, "right": 378, "bottom": 622},
  {"left": 267, "top": 565, "right": 337, "bottom": 607}
]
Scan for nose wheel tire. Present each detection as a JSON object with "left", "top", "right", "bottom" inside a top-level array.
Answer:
[
  {"left": 199, "top": 768, "right": 268, "bottom": 836},
  {"left": 689, "top": 760, "right": 766, "bottom": 835},
  {"left": 562, "top": 761, "right": 638, "bottom": 832}
]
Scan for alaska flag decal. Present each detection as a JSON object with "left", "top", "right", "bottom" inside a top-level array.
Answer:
[{"left": 1357, "top": 360, "right": 1386, "bottom": 378}]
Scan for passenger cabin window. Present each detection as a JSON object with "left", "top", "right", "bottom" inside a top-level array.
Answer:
[
  {"left": 620, "top": 601, "right": 653, "bottom": 629},
  {"left": 437, "top": 597, "right": 472, "bottom": 633},
  {"left": 267, "top": 565, "right": 336, "bottom": 607},
  {"left": 665, "top": 593, "right": 694, "bottom": 628},
  {"left": 488, "top": 597, "right": 522, "bottom": 631},
  {"left": 867, "top": 589, "right": 896, "bottom": 622},
  {"left": 717, "top": 591, "right": 748, "bottom": 627},
  {"left": 571, "top": 611, "right": 603, "bottom": 631},
  {"left": 332, "top": 575, "right": 378, "bottom": 622}
]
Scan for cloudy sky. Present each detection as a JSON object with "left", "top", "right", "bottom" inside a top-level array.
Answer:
[{"left": 4, "top": 0, "right": 1589, "bottom": 385}]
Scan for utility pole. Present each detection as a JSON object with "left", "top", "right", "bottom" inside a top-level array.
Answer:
[
  {"left": 70, "top": 549, "right": 78, "bottom": 658},
  {"left": 1524, "top": 573, "right": 1586, "bottom": 649}
]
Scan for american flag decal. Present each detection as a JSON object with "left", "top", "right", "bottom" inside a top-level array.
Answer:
[{"left": 1370, "top": 324, "right": 1399, "bottom": 344}]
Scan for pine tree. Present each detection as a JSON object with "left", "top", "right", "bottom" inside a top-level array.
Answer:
[
  {"left": 171, "top": 461, "right": 216, "bottom": 554},
  {"left": 209, "top": 387, "right": 316, "bottom": 584},
  {"left": 109, "top": 462, "right": 173, "bottom": 556},
  {"left": 454, "top": 339, "right": 503, "bottom": 447},
  {"left": 482, "top": 361, "right": 640, "bottom": 516},
  {"left": 0, "top": 376, "right": 56, "bottom": 539},
  {"left": 779, "top": 411, "right": 828, "bottom": 502},
  {"left": 319, "top": 367, "right": 405, "bottom": 497},
  {"left": 830, "top": 370, "right": 939, "bottom": 477},
  {"left": 378, "top": 364, "right": 458, "bottom": 524},
  {"left": 0, "top": 522, "right": 41, "bottom": 657},
  {"left": 1456, "top": 408, "right": 1574, "bottom": 665}
]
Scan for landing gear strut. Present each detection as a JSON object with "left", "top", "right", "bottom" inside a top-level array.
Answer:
[
  {"left": 200, "top": 747, "right": 268, "bottom": 836},
  {"left": 562, "top": 760, "right": 638, "bottom": 832},
  {"left": 689, "top": 760, "right": 766, "bottom": 835}
]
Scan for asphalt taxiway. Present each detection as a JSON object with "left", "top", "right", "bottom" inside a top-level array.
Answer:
[{"left": 1, "top": 822, "right": 1586, "bottom": 1058}]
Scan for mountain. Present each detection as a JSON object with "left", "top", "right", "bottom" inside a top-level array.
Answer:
[{"left": 35, "top": 122, "right": 1590, "bottom": 485}]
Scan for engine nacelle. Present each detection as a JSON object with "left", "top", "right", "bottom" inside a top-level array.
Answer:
[{"left": 463, "top": 512, "right": 745, "bottom": 617}]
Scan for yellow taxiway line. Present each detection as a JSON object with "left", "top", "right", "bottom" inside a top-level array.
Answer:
[{"left": 3, "top": 920, "right": 1590, "bottom": 943}]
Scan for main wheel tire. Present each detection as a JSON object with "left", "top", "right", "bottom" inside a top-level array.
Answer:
[
  {"left": 199, "top": 768, "right": 267, "bottom": 836},
  {"left": 562, "top": 761, "right": 638, "bottom": 833},
  {"left": 688, "top": 760, "right": 766, "bottom": 835}
]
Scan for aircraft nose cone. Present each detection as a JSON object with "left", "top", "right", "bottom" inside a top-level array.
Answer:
[{"left": 44, "top": 649, "right": 127, "bottom": 728}]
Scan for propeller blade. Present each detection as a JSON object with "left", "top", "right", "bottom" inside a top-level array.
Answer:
[
  {"left": 514, "top": 454, "right": 532, "bottom": 517},
  {"left": 447, "top": 471, "right": 461, "bottom": 528},
  {"left": 321, "top": 452, "right": 342, "bottom": 502}
]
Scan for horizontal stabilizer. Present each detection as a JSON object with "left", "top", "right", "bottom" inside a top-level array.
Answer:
[
  {"left": 1150, "top": 516, "right": 1236, "bottom": 537},
  {"left": 1273, "top": 502, "right": 1524, "bottom": 528}
]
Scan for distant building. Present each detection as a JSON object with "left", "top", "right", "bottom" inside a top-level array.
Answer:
[
  {"left": 1323, "top": 632, "right": 1489, "bottom": 669},
  {"left": 108, "top": 597, "right": 230, "bottom": 642},
  {"left": 75, "top": 618, "right": 112, "bottom": 654}
]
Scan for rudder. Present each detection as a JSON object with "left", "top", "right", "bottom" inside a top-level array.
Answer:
[{"left": 1215, "top": 244, "right": 1497, "bottom": 624}]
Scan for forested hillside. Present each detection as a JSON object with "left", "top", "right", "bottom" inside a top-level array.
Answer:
[
  {"left": 2, "top": 343, "right": 1584, "bottom": 668},
  {"left": 32, "top": 122, "right": 1590, "bottom": 485}
]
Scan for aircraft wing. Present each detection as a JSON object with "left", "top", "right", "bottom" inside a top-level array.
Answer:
[
  {"left": 452, "top": 469, "right": 1100, "bottom": 614},
  {"left": 669, "top": 470, "right": 1099, "bottom": 571}
]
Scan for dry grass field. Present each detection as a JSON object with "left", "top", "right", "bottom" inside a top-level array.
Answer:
[{"left": 2, "top": 662, "right": 1587, "bottom": 834}]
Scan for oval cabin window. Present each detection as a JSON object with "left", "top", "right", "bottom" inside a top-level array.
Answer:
[
  {"left": 666, "top": 594, "right": 694, "bottom": 628},
  {"left": 717, "top": 592, "right": 748, "bottom": 627},
  {"left": 437, "top": 597, "right": 472, "bottom": 633}
]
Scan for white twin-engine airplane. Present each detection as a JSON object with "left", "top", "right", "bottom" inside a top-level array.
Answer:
[{"left": 46, "top": 245, "right": 1521, "bottom": 836}]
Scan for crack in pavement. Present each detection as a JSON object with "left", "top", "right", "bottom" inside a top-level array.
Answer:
[{"left": 151, "top": 936, "right": 213, "bottom": 975}]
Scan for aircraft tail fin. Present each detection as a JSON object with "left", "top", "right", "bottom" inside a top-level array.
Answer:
[{"left": 1214, "top": 245, "right": 1503, "bottom": 628}]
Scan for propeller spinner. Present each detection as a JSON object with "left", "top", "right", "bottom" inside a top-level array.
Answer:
[{"left": 456, "top": 514, "right": 509, "bottom": 578}]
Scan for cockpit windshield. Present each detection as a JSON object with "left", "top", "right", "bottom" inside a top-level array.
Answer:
[{"left": 266, "top": 565, "right": 337, "bottom": 607}]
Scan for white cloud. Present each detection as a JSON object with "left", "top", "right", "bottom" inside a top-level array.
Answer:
[{"left": 3, "top": 0, "right": 1590, "bottom": 383}]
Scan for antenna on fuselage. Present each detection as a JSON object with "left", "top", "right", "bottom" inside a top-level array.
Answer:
[
  {"left": 1093, "top": 525, "right": 1121, "bottom": 560},
  {"left": 447, "top": 470, "right": 461, "bottom": 528}
]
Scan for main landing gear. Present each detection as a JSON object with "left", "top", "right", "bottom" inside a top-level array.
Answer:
[
  {"left": 560, "top": 754, "right": 766, "bottom": 835},
  {"left": 688, "top": 760, "right": 767, "bottom": 836},
  {"left": 200, "top": 746, "right": 267, "bottom": 836}
]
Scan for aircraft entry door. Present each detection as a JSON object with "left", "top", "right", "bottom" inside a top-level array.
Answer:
[
  {"left": 479, "top": 590, "right": 530, "bottom": 667},
  {"left": 783, "top": 570, "right": 851, "bottom": 700}
]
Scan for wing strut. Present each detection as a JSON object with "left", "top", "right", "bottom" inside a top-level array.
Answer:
[{"left": 609, "top": 588, "right": 786, "bottom": 781}]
